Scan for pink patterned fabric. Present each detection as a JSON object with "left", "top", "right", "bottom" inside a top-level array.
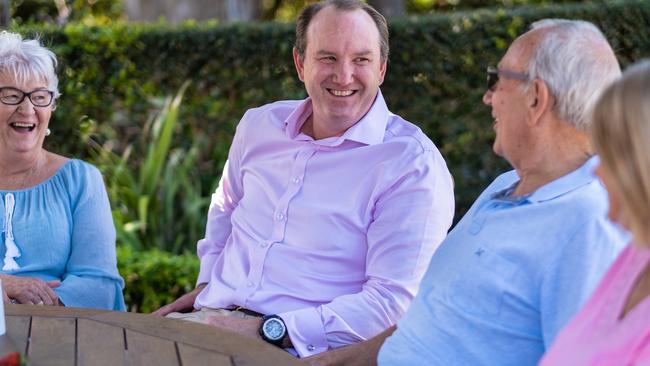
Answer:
[{"left": 540, "top": 243, "right": 650, "bottom": 366}]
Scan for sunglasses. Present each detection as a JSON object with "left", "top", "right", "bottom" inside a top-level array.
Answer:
[{"left": 486, "top": 66, "right": 529, "bottom": 91}]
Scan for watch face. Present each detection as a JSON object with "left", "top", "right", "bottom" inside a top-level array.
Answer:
[{"left": 263, "top": 318, "right": 286, "bottom": 341}]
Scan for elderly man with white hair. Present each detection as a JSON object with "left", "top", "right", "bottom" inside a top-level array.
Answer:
[{"left": 304, "top": 18, "right": 627, "bottom": 366}]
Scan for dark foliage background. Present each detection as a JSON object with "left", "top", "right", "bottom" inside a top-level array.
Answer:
[
  {"left": 14, "top": 0, "right": 650, "bottom": 311},
  {"left": 28, "top": 0, "right": 649, "bottom": 219}
]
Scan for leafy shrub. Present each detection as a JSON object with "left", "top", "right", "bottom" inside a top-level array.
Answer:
[
  {"left": 117, "top": 245, "right": 199, "bottom": 313},
  {"left": 87, "top": 82, "right": 210, "bottom": 254},
  {"left": 10, "top": 0, "right": 125, "bottom": 25}
]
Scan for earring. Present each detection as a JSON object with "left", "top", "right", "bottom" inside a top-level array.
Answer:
[{"left": 45, "top": 128, "right": 51, "bottom": 136}]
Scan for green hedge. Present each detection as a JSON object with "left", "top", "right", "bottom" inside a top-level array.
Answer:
[
  {"left": 22, "top": 0, "right": 650, "bottom": 224},
  {"left": 14, "top": 2, "right": 650, "bottom": 310},
  {"left": 117, "top": 245, "right": 199, "bottom": 312}
]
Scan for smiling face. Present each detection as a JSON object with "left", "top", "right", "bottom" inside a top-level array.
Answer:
[
  {"left": 482, "top": 33, "right": 537, "bottom": 166},
  {"left": 0, "top": 73, "right": 53, "bottom": 156},
  {"left": 293, "top": 6, "right": 386, "bottom": 139}
]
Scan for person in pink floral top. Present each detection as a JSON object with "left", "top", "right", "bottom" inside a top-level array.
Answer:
[{"left": 540, "top": 60, "right": 650, "bottom": 366}]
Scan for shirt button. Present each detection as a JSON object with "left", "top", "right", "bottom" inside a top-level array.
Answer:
[
  {"left": 307, "top": 344, "right": 315, "bottom": 352},
  {"left": 276, "top": 212, "right": 285, "bottom": 221},
  {"left": 292, "top": 177, "right": 301, "bottom": 184},
  {"left": 260, "top": 241, "right": 269, "bottom": 248},
  {"left": 247, "top": 282, "right": 254, "bottom": 287}
]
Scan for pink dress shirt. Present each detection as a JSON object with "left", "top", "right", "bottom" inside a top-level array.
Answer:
[
  {"left": 194, "top": 91, "right": 455, "bottom": 357},
  {"left": 540, "top": 243, "right": 650, "bottom": 366}
]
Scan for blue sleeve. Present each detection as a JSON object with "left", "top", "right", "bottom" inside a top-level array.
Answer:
[
  {"left": 539, "top": 216, "right": 625, "bottom": 346},
  {"left": 54, "top": 162, "right": 126, "bottom": 311}
]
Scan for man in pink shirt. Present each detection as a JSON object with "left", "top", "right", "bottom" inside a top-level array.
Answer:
[{"left": 153, "top": 0, "right": 455, "bottom": 357}]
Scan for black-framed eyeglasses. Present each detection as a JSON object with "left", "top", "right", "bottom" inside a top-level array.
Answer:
[
  {"left": 486, "top": 66, "right": 529, "bottom": 91},
  {"left": 0, "top": 87, "right": 54, "bottom": 107}
]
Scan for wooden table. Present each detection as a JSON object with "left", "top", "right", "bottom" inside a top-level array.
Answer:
[{"left": 2, "top": 304, "right": 302, "bottom": 366}]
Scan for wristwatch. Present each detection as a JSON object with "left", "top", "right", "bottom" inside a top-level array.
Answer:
[{"left": 259, "top": 314, "right": 287, "bottom": 347}]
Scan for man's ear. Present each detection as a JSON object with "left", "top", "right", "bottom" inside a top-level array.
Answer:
[
  {"left": 293, "top": 47, "right": 305, "bottom": 82},
  {"left": 527, "top": 78, "right": 551, "bottom": 125},
  {"left": 378, "top": 60, "right": 387, "bottom": 85}
]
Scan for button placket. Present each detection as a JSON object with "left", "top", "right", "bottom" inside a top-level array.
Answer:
[
  {"left": 244, "top": 146, "right": 317, "bottom": 298},
  {"left": 468, "top": 198, "right": 504, "bottom": 235},
  {"left": 269, "top": 146, "right": 315, "bottom": 242}
]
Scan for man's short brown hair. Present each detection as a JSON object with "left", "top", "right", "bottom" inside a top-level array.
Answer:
[{"left": 294, "top": 0, "right": 389, "bottom": 63}]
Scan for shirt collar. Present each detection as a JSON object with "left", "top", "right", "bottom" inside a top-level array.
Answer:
[
  {"left": 284, "top": 99, "right": 313, "bottom": 140},
  {"left": 491, "top": 155, "right": 600, "bottom": 204},
  {"left": 283, "top": 89, "right": 389, "bottom": 146},
  {"left": 490, "top": 182, "right": 531, "bottom": 203},
  {"left": 529, "top": 155, "right": 599, "bottom": 203}
]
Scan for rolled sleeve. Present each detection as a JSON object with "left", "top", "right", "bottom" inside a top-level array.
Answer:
[
  {"left": 196, "top": 125, "right": 245, "bottom": 286},
  {"left": 196, "top": 184, "right": 233, "bottom": 286},
  {"left": 196, "top": 243, "right": 218, "bottom": 285}
]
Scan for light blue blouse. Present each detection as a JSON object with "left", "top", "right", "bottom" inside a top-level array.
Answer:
[{"left": 0, "top": 159, "right": 125, "bottom": 310}]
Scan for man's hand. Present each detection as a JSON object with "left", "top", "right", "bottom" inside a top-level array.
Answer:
[
  {"left": 151, "top": 283, "right": 206, "bottom": 316},
  {"left": 1, "top": 274, "right": 60, "bottom": 305},
  {"left": 301, "top": 325, "right": 396, "bottom": 366},
  {"left": 205, "top": 316, "right": 263, "bottom": 342}
]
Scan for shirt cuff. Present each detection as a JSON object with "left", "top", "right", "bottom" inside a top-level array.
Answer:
[
  {"left": 278, "top": 307, "right": 329, "bottom": 357},
  {"left": 197, "top": 252, "right": 218, "bottom": 285}
]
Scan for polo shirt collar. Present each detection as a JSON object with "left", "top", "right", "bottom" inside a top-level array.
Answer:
[
  {"left": 490, "top": 155, "right": 599, "bottom": 204},
  {"left": 283, "top": 89, "right": 389, "bottom": 146},
  {"left": 530, "top": 155, "right": 600, "bottom": 202},
  {"left": 527, "top": 155, "right": 599, "bottom": 203}
]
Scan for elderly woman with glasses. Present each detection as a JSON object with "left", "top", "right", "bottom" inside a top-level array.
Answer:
[
  {"left": 0, "top": 31, "right": 125, "bottom": 310},
  {"left": 539, "top": 60, "right": 650, "bottom": 365}
]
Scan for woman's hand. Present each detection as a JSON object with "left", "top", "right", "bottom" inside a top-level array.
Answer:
[{"left": 0, "top": 274, "right": 60, "bottom": 305}]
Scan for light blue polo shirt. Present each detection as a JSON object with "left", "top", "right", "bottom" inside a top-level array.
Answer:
[{"left": 378, "top": 156, "right": 626, "bottom": 366}]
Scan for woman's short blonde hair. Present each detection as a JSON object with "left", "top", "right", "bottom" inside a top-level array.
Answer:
[{"left": 591, "top": 59, "right": 650, "bottom": 245}]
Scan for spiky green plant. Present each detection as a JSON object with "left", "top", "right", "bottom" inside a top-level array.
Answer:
[{"left": 89, "top": 82, "right": 211, "bottom": 254}]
